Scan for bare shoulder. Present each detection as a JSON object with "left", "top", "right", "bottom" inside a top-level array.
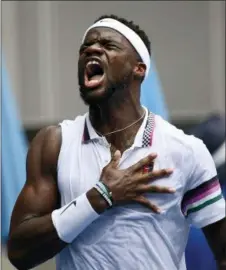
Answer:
[
  {"left": 30, "top": 125, "right": 61, "bottom": 147},
  {"left": 27, "top": 125, "right": 62, "bottom": 181}
]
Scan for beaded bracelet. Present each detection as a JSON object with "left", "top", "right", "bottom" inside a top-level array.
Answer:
[{"left": 94, "top": 181, "right": 113, "bottom": 207}]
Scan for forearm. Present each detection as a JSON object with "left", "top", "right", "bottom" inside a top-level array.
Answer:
[
  {"left": 211, "top": 217, "right": 226, "bottom": 270},
  {"left": 217, "top": 217, "right": 226, "bottom": 270},
  {"left": 8, "top": 189, "right": 108, "bottom": 269},
  {"left": 217, "top": 238, "right": 226, "bottom": 270}
]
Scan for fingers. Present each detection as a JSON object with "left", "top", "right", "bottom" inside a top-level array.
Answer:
[
  {"left": 138, "top": 184, "right": 176, "bottom": 194},
  {"left": 129, "top": 153, "right": 157, "bottom": 172},
  {"left": 150, "top": 168, "right": 173, "bottom": 179},
  {"left": 137, "top": 168, "right": 173, "bottom": 183},
  {"left": 110, "top": 150, "right": 121, "bottom": 168},
  {"left": 133, "top": 196, "right": 161, "bottom": 214}
]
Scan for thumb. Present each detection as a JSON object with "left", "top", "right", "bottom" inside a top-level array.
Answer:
[{"left": 110, "top": 150, "right": 121, "bottom": 168}]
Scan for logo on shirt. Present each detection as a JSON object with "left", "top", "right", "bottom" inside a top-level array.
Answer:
[
  {"left": 142, "top": 163, "right": 154, "bottom": 174},
  {"left": 142, "top": 159, "right": 160, "bottom": 174}
]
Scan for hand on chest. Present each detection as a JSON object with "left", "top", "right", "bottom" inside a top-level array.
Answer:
[{"left": 71, "top": 147, "right": 184, "bottom": 214}]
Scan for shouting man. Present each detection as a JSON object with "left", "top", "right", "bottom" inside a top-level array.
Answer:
[{"left": 8, "top": 15, "right": 226, "bottom": 270}]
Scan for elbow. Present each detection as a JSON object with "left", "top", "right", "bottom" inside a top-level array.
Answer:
[
  {"left": 8, "top": 250, "right": 26, "bottom": 270},
  {"left": 8, "top": 251, "right": 34, "bottom": 270},
  {"left": 8, "top": 256, "right": 24, "bottom": 270},
  {"left": 7, "top": 239, "right": 33, "bottom": 270}
]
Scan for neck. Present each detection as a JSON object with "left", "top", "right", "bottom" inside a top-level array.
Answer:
[{"left": 89, "top": 88, "right": 144, "bottom": 136}]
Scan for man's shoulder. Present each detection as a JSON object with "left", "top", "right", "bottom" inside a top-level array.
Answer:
[
  {"left": 29, "top": 112, "right": 87, "bottom": 159},
  {"left": 154, "top": 114, "right": 203, "bottom": 154},
  {"left": 26, "top": 125, "right": 62, "bottom": 173},
  {"left": 30, "top": 125, "right": 61, "bottom": 149}
]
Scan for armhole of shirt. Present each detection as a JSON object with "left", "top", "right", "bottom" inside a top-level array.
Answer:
[{"left": 57, "top": 116, "right": 85, "bottom": 174}]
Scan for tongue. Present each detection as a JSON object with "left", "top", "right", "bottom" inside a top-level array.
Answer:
[
  {"left": 90, "top": 75, "right": 102, "bottom": 81},
  {"left": 85, "top": 75, "right": 103, "bottom": 88}
]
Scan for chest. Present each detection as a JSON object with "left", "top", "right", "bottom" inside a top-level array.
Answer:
[{"left": 57, "top": 139, "right": 185, "bottom": 216}]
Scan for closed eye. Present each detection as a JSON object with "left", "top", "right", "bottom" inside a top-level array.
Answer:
[
  {"left": 79, "top": 41, "right": 120, "bottom": 54},
  {"left": 105, "top": 44, "right": 118, "bottom": 50},
  {"left": 100, "top": 39, "right": 120, "bottom": 50}
]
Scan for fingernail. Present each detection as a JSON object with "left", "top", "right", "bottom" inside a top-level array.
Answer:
[
  {"left": 169, "top": 188, "right": 176, "bottom": 192},
  {"left": 150, "top": 153, "right": 157, "bottom": 158},
  {"left": 157, "top": 208, "right": 162, "bottom": 214},
  {"left": 167, "top": 168, "right": 174, "bottom": 173},
  {"left": 115, "top": 150, "right": 121, "bottom": 156}
]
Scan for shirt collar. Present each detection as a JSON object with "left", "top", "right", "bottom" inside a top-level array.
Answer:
[
  {"left": 82, "top": 112, "right": 100, "bottom": 142},
  {"left": 82, "top": 106, "right": 155, "bottom": 147}
]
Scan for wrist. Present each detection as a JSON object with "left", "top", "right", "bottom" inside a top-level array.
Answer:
[
  {"left": 87, "top": 188, "right": 109, "bottom": 214},
  {"left": 51, "top": 193, "right": 99, "bottom": 243}
]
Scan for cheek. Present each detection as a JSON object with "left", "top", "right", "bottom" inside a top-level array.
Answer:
[
  {"left": 78, "top": 58, "right": 84, "bottom": 72},
  {"left": 109, "top": 55, "right": 133, "bottom": 78}
]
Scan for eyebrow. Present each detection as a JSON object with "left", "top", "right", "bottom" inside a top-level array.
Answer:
[
  {"left": 81, "top": 37, "right": 123, "bottom": 50},
  {"left": 102, "top": 38, "right": 122, "bottom": 46}
]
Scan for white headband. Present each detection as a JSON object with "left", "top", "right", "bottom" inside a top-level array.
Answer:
[{"left": 82, "top": 18, "right": 150, "bottom": 79}]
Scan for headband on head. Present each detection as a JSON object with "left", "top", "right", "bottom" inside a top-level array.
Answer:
[{"left": 82, "top": 18, "right": 151, "bottom": 80}]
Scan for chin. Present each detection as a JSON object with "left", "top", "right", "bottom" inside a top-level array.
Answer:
[{"left": 80, "top": 86, "right": 113, "bottom": 106}]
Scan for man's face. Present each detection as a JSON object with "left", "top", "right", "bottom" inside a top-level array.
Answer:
[{"left": 78, "top": 27, "right": 140, "bottom": 105}]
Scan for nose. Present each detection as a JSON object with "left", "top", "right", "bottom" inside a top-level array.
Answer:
[{"left": 83, "top": 43, "right": 104, "bottom": 57}]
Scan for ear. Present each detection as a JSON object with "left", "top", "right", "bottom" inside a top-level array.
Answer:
[{"left": 133, "top": 62, "right": 146, "bottom": 80}]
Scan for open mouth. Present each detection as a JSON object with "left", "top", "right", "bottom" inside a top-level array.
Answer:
[{"left": 84, "top": 60, "right": 105, "bottom": 89}]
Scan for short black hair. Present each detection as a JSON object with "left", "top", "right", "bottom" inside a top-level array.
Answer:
[{"left": 94, "top": 14, "right": 151, "bottom": 57}]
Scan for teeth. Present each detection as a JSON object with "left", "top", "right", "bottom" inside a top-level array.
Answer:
[{"left": 86, "top": 60, "right": 100, "bottom": 67}]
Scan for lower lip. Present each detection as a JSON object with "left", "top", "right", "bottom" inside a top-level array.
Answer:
[{"left": 84, "top": 74, "right": 105, "bottom": 89}]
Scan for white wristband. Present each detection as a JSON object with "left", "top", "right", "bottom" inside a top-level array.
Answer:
[{"left": 51, "top": 193, "right": 99, "bottom": 243}]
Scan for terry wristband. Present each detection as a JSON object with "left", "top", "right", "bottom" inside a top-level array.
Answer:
[{"left": 51, "top": 192, "right": 99, "bottom": 243}]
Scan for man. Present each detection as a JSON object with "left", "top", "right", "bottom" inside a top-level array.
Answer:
[{"left": 7, "top": 15, "right": 226, "bottom": 270}]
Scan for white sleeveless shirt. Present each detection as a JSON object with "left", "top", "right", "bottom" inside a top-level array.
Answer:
[{"left": 55, "top": 107, "right": 225, "bottom": 270}]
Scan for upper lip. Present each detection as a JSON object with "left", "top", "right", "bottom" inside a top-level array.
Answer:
[{"left": 84, "top": 56, "right": 104, "bottom": 69}]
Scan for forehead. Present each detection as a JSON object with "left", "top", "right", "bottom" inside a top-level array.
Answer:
[{"left": 83, "top": 27, "right": 132, "bottom": 49}]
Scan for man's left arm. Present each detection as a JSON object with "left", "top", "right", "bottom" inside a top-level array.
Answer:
[
  {"left": 203, "top": 217, "right": 226, "bottom": 269},
  {"left": 182, "top": 136, "right": 226, "bottom": 269}
]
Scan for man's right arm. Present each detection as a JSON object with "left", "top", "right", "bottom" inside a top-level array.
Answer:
[
  {"left": 7, "top": 126, "right": 108, "bottom": 269},
  {"left": 7, "top": 126, "right": 67, "bottom": 269}
]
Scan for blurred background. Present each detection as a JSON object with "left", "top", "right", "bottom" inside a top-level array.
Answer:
[{"left": 2, "top": 1, "right": 225, "bottom": 269}]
